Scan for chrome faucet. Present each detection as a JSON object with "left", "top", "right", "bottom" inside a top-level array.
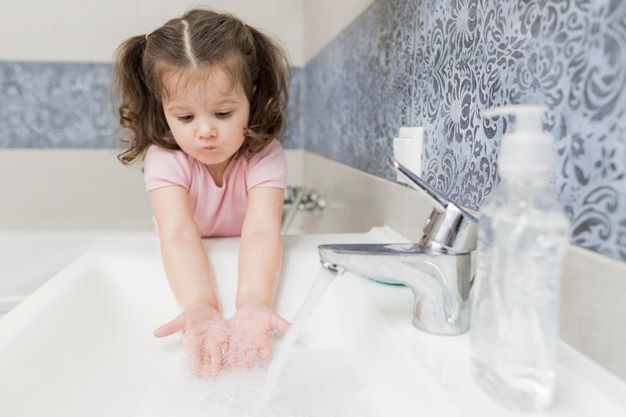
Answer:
[{"left": 318, "top": 158, "right": 478, "bottom": 335}]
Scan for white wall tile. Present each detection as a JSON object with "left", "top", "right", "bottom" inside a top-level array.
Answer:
[
  {"left": 0, "top": 149, "right": 152, "bottom": 230},
  {"left": 303, "top": 0, "right": 375, "bottom": 62},
  {"left": 0, "top": 0, "right": 306, "bottom": 66}
]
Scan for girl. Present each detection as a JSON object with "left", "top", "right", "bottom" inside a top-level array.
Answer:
[{"left": 112, "top": 9, "right": 290, "bottom": 379}]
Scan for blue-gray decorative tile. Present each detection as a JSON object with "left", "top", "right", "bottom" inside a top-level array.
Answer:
[
  {"left": 0, "top": 62, "right": 118, "bottom": 148},
  {"left": 282, "top": 67, "right": 303, "bottom": 150},
  {"left": 304, "top": 0, "right": 418, "bottom": 179},
  {"left": 0, "top": 62, "right": 303, "bottom": 150},
  {"left": 413, "top": 0, "right": 626, "bottom": 260},
  {"left": 305, "top": 0, "right": 626, "bottom": 261}
]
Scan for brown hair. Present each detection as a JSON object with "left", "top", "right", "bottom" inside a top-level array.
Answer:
[{"left": 112, "top": 9, "right": 290, "bottom": 165}]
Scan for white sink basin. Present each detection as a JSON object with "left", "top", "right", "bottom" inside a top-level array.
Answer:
[{"left": 0, "top": 229, "right": 625, "bottom": 416}]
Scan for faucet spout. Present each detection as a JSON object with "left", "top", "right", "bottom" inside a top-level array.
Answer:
[
  {"left": 317, "top": 156, "right": 477, "bottom": 335},
  {"left": 389, "top": 157, "right": 478, "bottom": 253},
  {"left": 318, "top": 243, "right": 472, "bottom": 335}
]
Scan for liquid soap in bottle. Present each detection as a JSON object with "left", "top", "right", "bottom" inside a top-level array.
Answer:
[{"left": 470, "top": 105, "right": 570, "bottom": 411}]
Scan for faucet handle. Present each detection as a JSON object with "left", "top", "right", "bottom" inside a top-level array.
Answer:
[{"left": 389, "top": 157, "right": 478, "bottom": 253}]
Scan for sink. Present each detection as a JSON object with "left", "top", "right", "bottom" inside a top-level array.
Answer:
[{"left": 0, "top": 228, "right": 625, "bottom": 416}]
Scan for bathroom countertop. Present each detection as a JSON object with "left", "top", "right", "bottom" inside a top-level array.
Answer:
[{"left": 347, "top": 227, "right": 626, "bottom": 416}]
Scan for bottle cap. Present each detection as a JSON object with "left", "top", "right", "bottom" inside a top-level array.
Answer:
[{"left": 483, "top": 105, "right": 553, "bottom": 178}]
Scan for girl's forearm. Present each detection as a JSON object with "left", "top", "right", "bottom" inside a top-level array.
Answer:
[
  {"left": 236, "top": 231, "right": 283, "bottom": 309},
  {"left": 161, "top": 233, "right": 220, "bottom": 311},
  {"left": 148, "top": 187, "right": 218, "bottom": 311}
]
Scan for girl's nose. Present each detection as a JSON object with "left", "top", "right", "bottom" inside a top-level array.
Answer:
[{"left": 198, "top": 119, "right": 217, "bottom": 139}]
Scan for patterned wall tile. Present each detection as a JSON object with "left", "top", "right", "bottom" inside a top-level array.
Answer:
[
  {"left": 413, "top": 0, "right": 626, "bottom": 260},
  {"left": 0, "top": 62, "right": 118, "bottom": 148},
  {"left": 284, "top": 67, "right": 303, "bottom": 149},
  {"left": 305, "top": 0, "right": 626, "bottom": 262},
  {"left": 304, "top": 0, "right": 418, "bottom": 175},
  {"left": 0, "top": 62, "right": 302, "bottom": 150}
]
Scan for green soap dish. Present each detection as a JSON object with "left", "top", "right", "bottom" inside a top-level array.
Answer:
[{"left": 368, "top": 277, "right": 405, "bottom": 286}]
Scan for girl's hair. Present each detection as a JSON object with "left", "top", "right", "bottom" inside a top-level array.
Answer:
[{"left": 112, "top": 9, "right": 290, "bottom": 165}]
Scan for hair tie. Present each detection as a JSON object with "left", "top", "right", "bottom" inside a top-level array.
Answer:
[{"left": 145, "top": 33, "right": 149, "bottom": 41}]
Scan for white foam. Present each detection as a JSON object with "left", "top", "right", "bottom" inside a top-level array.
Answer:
[
  {"left": 133, "top": 349, "right": 377, "bottom": 417},
  {"left": 132, "top": 267, "right": 379, "bottom": 416}
]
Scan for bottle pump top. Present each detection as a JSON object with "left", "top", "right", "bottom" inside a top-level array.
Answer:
[{"left": 483, "top": 105, "right": 553, "bottom": 178}]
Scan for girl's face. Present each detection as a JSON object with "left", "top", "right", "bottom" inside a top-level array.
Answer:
[{"left": 162, "top": 66, "right": 250, "bottom": 182}]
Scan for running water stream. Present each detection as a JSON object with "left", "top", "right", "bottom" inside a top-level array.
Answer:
[{"left": 258, "top": 267, "right": 338, "bottom": 406}]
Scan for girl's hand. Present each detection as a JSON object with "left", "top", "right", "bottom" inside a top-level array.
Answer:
[
  {"left": 154, "top": 304, "right": 230, "bottom": 379},
  {"left": 225, "top": 305, "right": 290, "bottom": 370}
]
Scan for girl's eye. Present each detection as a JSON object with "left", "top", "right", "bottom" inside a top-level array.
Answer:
[
  {"left": 178, "top": 115, "right": 194, "bottom": 122},
  {"left": 216, "top": 111, "right": 231, "bottom": 118}
]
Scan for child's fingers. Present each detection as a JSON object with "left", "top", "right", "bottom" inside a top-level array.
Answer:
[
  {"left": 205, "top": 341, "right": 224, "bottom": 378},
  {"left": 188, "top": 338, "right": 206, "bottom": 378},
  {"left": 270, "top": 313, "right": 290, "bottom": 334},
  {"left": 258, "top": 343, "right": 272, "bottom": 368},
  {"left": 153, "top": 313, "right": 185, "bottom": 338}
]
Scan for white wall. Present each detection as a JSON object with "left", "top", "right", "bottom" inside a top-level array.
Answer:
[
  {"left": 0, "top": 149, "right": 304, "bottom": 230},
  {"left": 0, "top": 0, "right": 375, "bottom": 66},
  {"left": 303, "top": 0, "right": 375, "bottom": 62},
  {"left": 0, "top": 0, "right": 306, "bottom": 66}
]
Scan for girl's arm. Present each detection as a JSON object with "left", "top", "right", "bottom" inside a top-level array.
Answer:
[
  {"left": 237, "top": 185, "right": 285, "bottom": 309},
  {"left": 227, "top": 185, "right": 290, "bottom": 369},
  {"left": 148, "top": 185, "right": 228, "bottom": 379},
  {"left": 148, "top": 185, "right": 218, "bottom": 311}
]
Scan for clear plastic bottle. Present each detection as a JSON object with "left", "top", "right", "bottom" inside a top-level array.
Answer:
[{"left": 470, "top": 105, "right": 570, "bottom": 411}]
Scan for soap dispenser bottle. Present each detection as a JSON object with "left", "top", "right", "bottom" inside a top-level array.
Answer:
[{"left": 470, "top": 105, "right": 570, "bottom": 411}]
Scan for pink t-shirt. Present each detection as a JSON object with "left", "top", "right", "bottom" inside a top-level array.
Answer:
[{"left": 143, "top": 139, "right": 286, "bottom": 237}]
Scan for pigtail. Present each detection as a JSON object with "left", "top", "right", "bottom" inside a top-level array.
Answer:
[
  {"left": 113, "top": 35, "right": 173, "bottom": 165},
  {"left": 244, "top": 26, "right": 290, "bottom": 154}
]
